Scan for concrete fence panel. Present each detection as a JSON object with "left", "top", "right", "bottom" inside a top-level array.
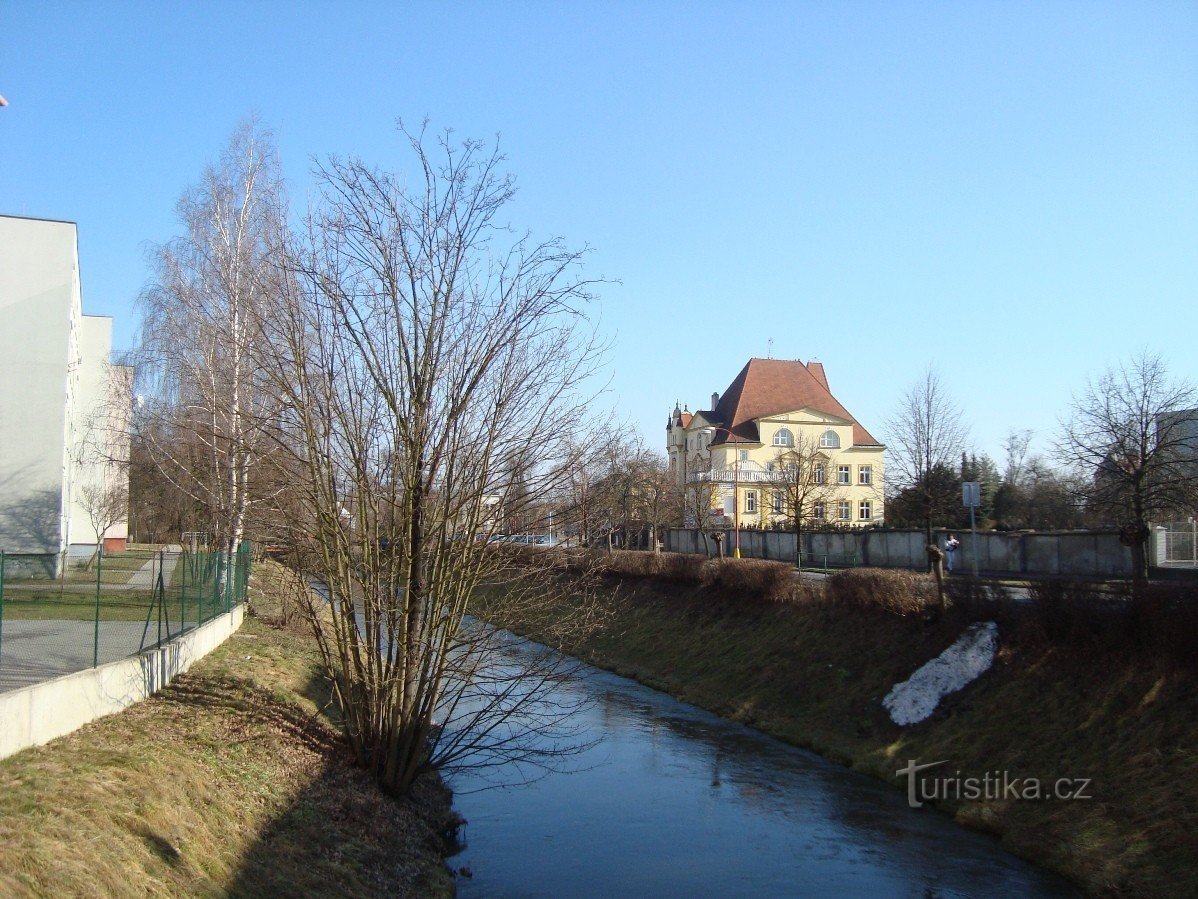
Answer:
[{"left": 664, "top": 528, "right": 1134, "bottom": 579}]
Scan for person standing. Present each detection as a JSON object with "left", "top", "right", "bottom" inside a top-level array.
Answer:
[{"left": 944, "top": 533, "right": 961, "bottom": 573}]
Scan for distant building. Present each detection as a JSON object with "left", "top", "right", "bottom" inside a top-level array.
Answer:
[
  {"left": 667, "top": 358, "right": 884, "bottom": 529},
  {"left": 0, "top": 215, "right": 131, "bottom": 576}
]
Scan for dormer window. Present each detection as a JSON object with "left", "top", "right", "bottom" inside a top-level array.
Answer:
[
  {"left": 772, "top": 428, "right": 793, "bottom": 447},
  {"left": 819, "top": 429, "right": 840, "bottom": 449}
]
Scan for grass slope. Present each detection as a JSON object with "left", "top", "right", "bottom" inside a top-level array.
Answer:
[
  {"left": 0, "top": 563, "right": 456, "bottom": 898},
  {"left": 487, "top": 575, "right": 1198, "bottom": 897}
]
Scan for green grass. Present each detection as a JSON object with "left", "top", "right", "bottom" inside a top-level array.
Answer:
[
  {"left": 0, "top": 561, "right": 456, "bottom": 898},
  {"left": 1, "top": 589, "right": 157, "bottom": 621},
  {"left": 481, "top": 574, "right": 1198, "bottom": 897}
]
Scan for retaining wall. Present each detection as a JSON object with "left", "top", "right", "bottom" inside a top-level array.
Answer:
[
  {"left": 0, "top": 603, "right": 245, "bottom": 760},
  {"left": 666, "top": 528, "right": 1134, "bottom": 579}
]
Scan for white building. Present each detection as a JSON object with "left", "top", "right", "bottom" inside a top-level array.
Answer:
[{"left": 0, "top": 215, "right": 131, "bottom": 576}]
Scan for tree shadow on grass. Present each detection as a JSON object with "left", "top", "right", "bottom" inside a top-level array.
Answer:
[{"left": 158, "top": 669, "right": 458, "bottom": 897}]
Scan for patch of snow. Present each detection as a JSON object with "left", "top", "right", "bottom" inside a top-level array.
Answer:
[{"left": 883, "top": 621, "right": 999, "bottom": 726}]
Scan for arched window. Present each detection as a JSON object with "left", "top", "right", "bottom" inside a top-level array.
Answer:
[
  {"left": 772, "top": 428, "right": 794, "bottom": 447},
  {"left": 819, "top": 429, "right": 840, "bottom": 449}
]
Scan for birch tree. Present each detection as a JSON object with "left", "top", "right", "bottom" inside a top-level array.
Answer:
[{"left": 136, "top": 119, "right": 285, "bottom": 571}]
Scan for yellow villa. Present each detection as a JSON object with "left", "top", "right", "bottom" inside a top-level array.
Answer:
[{"left": 667, "top": 358, "right": 884, "bottom": 530}]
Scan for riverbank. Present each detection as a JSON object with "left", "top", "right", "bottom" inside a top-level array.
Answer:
[
  {"left": 0, "top": 562, "right": 456, "bottom": 897},
  {"left": 483, "top": 569, "right": 1198, "bottom": 897}
]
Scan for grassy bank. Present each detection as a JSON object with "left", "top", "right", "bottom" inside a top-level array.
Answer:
[
  {"left": 0, "top": 562, "right": 456, "bottom": 897},
  {"left": 483, "top": 567, "right": 1198, "bottom": 897}
]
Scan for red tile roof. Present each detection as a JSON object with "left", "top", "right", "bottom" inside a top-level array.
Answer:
[{"left": 707, "top": 358, "right": 880, "bottom": 446}]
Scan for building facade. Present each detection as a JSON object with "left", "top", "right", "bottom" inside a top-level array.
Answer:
[
  {"left": 667, "top": 358, "right": 884, "bottom": 530},
  {"left": 0, "top": 215, "right": 131, "bottom": 576}
]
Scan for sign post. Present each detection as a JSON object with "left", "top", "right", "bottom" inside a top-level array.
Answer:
[{"left": 962, "top": 481, "right": 981, "bottom": 576}]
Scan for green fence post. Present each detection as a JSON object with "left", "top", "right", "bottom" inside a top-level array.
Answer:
[
  {"left": 93, "top": 545, "right": 104, "bottom": 668},
  {"left": 1, "top": 550, "right": 6, "bottom": 663},
  {"left": 180, "top": 549, "right": 187, "bottom": 634},
  {"left": 157, "top": 550, "right": 164, "bottom": 645}
]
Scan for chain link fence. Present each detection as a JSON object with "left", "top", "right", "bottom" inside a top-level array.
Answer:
[
  {"left": 0, "top": 542, "right": 251, "bottom": 694},
  {"left": 1157, "top": 520, "right": 1198, "bottom": 566}
]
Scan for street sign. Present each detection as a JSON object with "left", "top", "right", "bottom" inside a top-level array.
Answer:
[{"left": 962, "top": 482, "right": 981, "bottom": 508}]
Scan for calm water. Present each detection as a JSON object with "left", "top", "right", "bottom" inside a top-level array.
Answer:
[{"left": 448, "top": 640, "right": 1077, "bottom": 898}]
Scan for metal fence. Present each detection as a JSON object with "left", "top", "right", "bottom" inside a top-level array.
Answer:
[
  {"left": 0, "top": 542, "right": 251, "bottom": 694},
  {"left": 1157, "top": 520, "right": 1198, "bottom": 566}
]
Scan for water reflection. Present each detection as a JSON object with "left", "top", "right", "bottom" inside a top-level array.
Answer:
[{"left": 449, "top": 637, "right": 1077, "bottom": 898}]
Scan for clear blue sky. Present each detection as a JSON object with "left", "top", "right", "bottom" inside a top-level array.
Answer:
[{"left": 4, "top": 1, "right": 1196, "bottom": 466}]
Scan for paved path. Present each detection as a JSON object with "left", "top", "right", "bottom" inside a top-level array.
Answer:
[
  {"left": 0, "top": 547, "right": 192, "bottom": 694},
  {"left": 0, "top": 618, "right": 195, "bottom": 694}
]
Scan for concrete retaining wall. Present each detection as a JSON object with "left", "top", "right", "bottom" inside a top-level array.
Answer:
[
  {"left": 665, "top": 528, "right": 1135, "bottom": 579},
  {"left": 0, "top": 603, "right": 244, "bottom": 760}
]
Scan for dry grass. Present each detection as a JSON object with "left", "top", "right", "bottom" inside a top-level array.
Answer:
[
  {"left": 826, "top": 568, "right": 940, "bottom": 616},
  {"left": 0, "top": 561, "right": 456, "bottom": 898}
]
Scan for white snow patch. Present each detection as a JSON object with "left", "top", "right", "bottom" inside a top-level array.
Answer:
[{"left": 883, "top": 621, "right": 999, "bottom": 726}]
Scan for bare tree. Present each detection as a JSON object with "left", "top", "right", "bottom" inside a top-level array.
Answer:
[
  {"left": 771, "top": 432, "right": 844, "bottom": 568},
  {"left": 1002, "top": 428, "right": 1034, "bottom": 486},
  {"left": 884, "top": 367, "right": 970, "bottom": 548},
  {"left": 136, "top": 118, "right": 285, "bottom": 569},
  {"left": 73, "top": 362, "right": 133, "bottom": 568},
  {"left": 1057, "top": 351, "right": 1198, "bottom": 586},
  {"left": 257, "top": 124, "right": 607, "bottom": 794}
]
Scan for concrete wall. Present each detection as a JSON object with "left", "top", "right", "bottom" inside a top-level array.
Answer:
[
  {"left": 0, "top": 603, "right": 244, "bottom": 760},
  {"left": 666, "top": 528, "right": 1135, "bottom": 579}
]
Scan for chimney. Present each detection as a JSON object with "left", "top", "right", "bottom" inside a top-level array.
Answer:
[{"left": 711, "top": 392, "right": 719, "bottom": 409}]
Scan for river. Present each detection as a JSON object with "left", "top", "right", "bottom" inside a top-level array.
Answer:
[{"left": 447, "top": 638, "right": 1077, "bottom": 898}]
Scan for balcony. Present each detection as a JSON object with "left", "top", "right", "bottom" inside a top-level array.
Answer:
[{"left": 688, "top": 464, "right": 787, "bottom": 485}]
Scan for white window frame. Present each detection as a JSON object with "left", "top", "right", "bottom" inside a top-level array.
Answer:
[
  {"left": 819, "top": 429, "right": 840, "bottom": 449},
  {"left": 837, "top": 465, "right": 851, "bottom": 485},
  {"left": 738, "top": 449, "right": 749, "bottom": 463},
  {"left": 859, "top": 465, "right": 872, "bottom": 485},
  {"left": 772, "top": 491, "right": 783, "bottom": 514},
  {"left": 837, "top": 500, "right": 852, "bottom": 520},
  {"left": 859, "top": 500, "right": 872, "bottom": 520},
  {"left": 773, "top": 428, "right": 793, "bottom": 447},
  {"left": 813, "top": 501, "right": 825, "bottom": 520},
  {"left": 744, "top": 490, "right": 758, "bottom": 514},
  {"left": 814, "top": 463, "right": 825, "bottom": 485}
]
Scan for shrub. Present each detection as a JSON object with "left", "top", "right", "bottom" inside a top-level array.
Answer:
[
  {"left": 1024, "top": 579, "right": 1130, "bottom": 651},
  {"left": 597, "top": 550, "right": 706, "bottom": 585},
  {"left": 826, "top": 568, "right": 938, "bottom": 617},
  {"left": 944, "top": 577, "right": 1013, "bottom": 621},
  {"left": 701, "top": 558, "right": 795, "bottom": 602},
  {"left": 1131, "top": 582, "right": 1198, "bottom": 669}
]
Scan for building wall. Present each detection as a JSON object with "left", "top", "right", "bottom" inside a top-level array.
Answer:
[
  {"left": 0, "top": 215, "right": 127, "bottom": 565},
  {"left": 0, "top": 216, "right": 78, "bottom": 556},
  {"left": 669, "top": 409, "right": 885, "bottom": 528},
  {"left": 67, "top": 316, "right": 131, "bottom": 549}
]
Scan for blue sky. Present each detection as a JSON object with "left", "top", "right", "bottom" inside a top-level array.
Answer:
[{"left": 3, "top": 1, "right": 1196, "bottom": 465}]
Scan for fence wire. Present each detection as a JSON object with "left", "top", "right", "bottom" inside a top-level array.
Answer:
[
  {"left": 1159, "top": 520, "right": 1198, "bottom": 566},
  {"left": 0, "top": 542, "right": 251, "bottom": 694}
]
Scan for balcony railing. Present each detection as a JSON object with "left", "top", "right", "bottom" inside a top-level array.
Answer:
[{"left": 689, "top": 468, "right": 788, "bottom": 484}]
